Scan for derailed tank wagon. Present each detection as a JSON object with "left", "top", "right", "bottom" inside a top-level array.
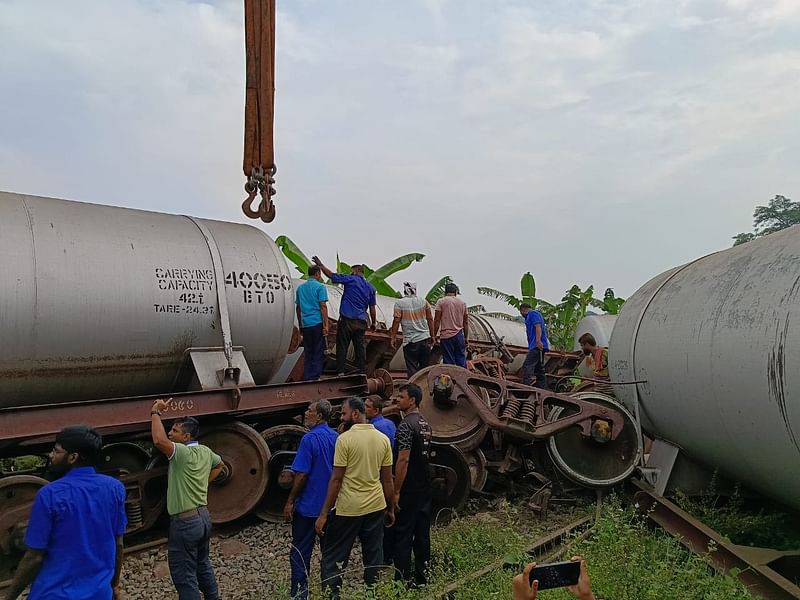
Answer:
[{"left": 0, "top": 192, "right": 638, "bottom": 579}]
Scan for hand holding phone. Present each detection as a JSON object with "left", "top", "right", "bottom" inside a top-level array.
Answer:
[{"left": 528, "top": 560, "right": 581, "bottom": 590}]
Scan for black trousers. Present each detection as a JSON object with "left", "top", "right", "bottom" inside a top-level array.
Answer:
[
  {"left": 402, "top": 339, "right": 432, "bottom": 377},
  {"left": 168, "top": 507, "right": 219, "bottom": 600},
  {"left": 393, "top": 494, "right": 431, "bottom": 584},
  {"left": 320, "top": 509, "right": 384, "bottom": 599},
  {"left": 335, "top": 316, "right": 367, "bottom": 374}
]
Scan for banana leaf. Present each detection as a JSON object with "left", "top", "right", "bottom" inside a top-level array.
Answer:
[
  {"left": 369, "top": 253, "right": 425, "bottom": 282},
  {"left": 275, "top": 235, "right": 312, "bottom": 277},
  {"left": 477, "top": 287, "right": 522, "bottom": 309},
  {"left": 426, "top": 276, "right": 453, "bottom": 304},
  {"left": 520, "top": 272, "right": 536, "bottom": 305}
]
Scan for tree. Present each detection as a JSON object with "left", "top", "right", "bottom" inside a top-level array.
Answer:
[
  {"left": 732, "top": 195, "right": 800, "bottom": 246},
  {"left": 590, "top": 288, "right": 625, "bottom": 315},
  {"left": 477, "top": 272, "right": 553, "bottom": 315}
]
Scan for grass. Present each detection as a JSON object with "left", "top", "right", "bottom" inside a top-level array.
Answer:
[
  {"left": 675, "top": 477, "right": 800, "bottom": 551},
  {"left": 270, "top": 497, "right": 758, "bottom": 600}
]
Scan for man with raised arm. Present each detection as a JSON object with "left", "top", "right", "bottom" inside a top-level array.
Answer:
[
  {"left": 311, "top": 256, "right": 377, "bottom": 375},
  {"left": 150, "top": 400, "right": 224, "bottom": 600}
]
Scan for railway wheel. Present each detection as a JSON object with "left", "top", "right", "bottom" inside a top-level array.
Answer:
[
  {"left": 100, "top": 443, "right": 150, "bottom": 476},
  {"left": 547, "top": 393, "right": 642, "bottom": 487},
  {"left": 429, "top": 443, "right": 472, "bottom": 521},
  {"left": 464, "top": 448, "right": 488, "bottom": 492},
  {"left": 200, "top": 422, "right": 271, "bottom": 524},
  {"left": 0, "top": 475, "right": 48, "bottom": 580},
  {"left": 410, "top": 366, "right": 492, "bottom": 452},
  {"left": 255, "top": 424, "right": 308, "bottom": 522}
]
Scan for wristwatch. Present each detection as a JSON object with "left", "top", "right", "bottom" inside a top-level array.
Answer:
[{"left": 151, "top": 410, "right": 162, "bottom": 417}]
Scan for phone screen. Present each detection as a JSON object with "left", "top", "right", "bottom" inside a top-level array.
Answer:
[{"left": 528, "top": 560, "right": 581, "bottom": 590}]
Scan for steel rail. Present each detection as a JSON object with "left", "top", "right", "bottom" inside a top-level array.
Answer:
[{"left": 633, "top": 479, "right": 800, "bottom": 600}]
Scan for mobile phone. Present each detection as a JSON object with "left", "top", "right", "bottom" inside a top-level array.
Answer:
[{"left": 528, "top": 560, "right": 581, "bottom": 590}]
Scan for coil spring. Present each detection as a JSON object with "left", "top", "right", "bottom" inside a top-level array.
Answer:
[
  {"left": 126, "top": 501, "right": 144, "bottom": 529},
  {"left": 502, "top": 397, "right": 522, "bottom": 419},
  {"left": 518, "top": 400, "right": 536, "bottom": 424}
]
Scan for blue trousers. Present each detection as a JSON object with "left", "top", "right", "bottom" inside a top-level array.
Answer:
[
  {"left": 522, "top": 348, "right": 549, "bottom": 389},
  {"left": 290, "top": 514, "right": 317, "bottom": 599},
  {"left": 440, "top": 331, "right": 467, "bottom": 368},
  {"left": 168, "top": 507, "right": 219, "bottom": 600},
  {"left": 302, "top": 324, "right": 326, "bottom": 380}
]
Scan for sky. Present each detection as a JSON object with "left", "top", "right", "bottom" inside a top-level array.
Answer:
[{"left": 1, "top": 0, "right": 799, "bottom": 311}]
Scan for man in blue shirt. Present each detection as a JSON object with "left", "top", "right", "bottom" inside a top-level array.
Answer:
[
  {"left": 6, "top": 426, "right": 127, "bottom": 600},
  {"left": 312, "top": 256, "right": 377, "bottom": 375},
  {"left": 295, "top": 265, "right": 330, "bottom": 380},
  {"left": 283, "top": 400, "right": 338, "bottom": 600},
  {"left": 365, "top": 395, "right": 396, "bottom": 446},
  {"left": 520, "top": 303, "right": 551, "bottom": 390}
]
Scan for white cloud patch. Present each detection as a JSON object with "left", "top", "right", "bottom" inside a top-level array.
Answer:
[{"left": 1, "top": 0, "right": 799, "bottom": 308}]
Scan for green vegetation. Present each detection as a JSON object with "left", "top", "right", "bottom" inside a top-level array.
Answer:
[
  {"left": 1, "top": 455, "right": 46, "bottom": 473},
  {"left": 676, "top": 480, "right": 800, "bottom": 551},
  {"left": 477, "top": 272, "right": 626, "bottom": 350},
  {"left": 275, "top": 234, "right": 445, "bottom": 300},
  {"left": 270, "top": 498, "right": 756, "bottom": 600},
  {"left": 733, "top": 194, "right": 800, "bottom": 246}
]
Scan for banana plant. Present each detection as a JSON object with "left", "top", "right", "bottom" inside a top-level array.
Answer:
[
  {"left": 275, "top": 235, "right": 312, "bottom": 277},
  {"left": 590, "top": 288, "right": 626, "bottom": 315},
  {"left": 275, "top": 235, "right": 425, "bottom": 298},
  {"left": 426, "top": 276, "right": 453, "bottom": 304}
]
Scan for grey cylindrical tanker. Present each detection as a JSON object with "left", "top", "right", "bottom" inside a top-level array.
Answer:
[
  {"left": 0, "top": 192, "right": 295, "bottom": 408},
  {"left": 609, "top": 225, "right": 800, "bottom": 509}
]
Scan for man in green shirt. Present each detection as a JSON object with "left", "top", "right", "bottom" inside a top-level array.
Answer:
[{"left": 151, "top": 398, "right": 224, "bottom": 600}]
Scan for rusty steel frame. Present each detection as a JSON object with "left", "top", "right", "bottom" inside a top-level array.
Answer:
[
  {"left": 0, "top": 374, "right": 389, "bottom": 453},
  {"left": 417, "top": 365, "right": 626, "bottom": 442},
  {"left": 633, "top": 480, "right": 800, "bottom": 600}
]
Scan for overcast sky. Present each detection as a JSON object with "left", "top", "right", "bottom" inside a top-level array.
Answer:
[{"left": 1, "top": 0, "right": 798, "bottom": 310}]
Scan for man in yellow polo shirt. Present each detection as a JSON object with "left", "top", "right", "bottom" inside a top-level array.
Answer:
[{"left": 315, "top": 396, "right": 395, "bottom": 599}]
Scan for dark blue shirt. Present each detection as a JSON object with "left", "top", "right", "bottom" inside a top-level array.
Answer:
[
  {"left": 370, "top": 415, "right": 396, "bottom": 447},
  {"left": 290, "top": 423, "right": 338, "bottom": 518},
  {"left": 331, "top": 274, "right": 377, "bottom": 322},
  {"left": 25, "top": 467, "right": 127, "bottom": 600},
  {"left": 525, "top": 310, "right": 550, "bottom": 351}
]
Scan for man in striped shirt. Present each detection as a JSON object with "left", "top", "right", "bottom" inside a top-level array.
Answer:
[{"left": 389, "top": 282, "right": 435, "bottom": 377}]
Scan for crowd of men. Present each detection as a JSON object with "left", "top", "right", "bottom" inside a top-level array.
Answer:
[
  {"left": 6, "top": 264, "right": 572, "bottom": 599},
  {"left": 297, "top": 258, "right": 556, "bottom": 388}
]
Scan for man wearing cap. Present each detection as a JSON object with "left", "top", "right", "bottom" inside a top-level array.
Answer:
[
  {"left": 390, "top": 282, "right": 435, "bottom": 377},
  {"left": 5, "top": 425, "right": 127, "bottom": 600},
  {"left": 150, "top": 400, "right": 224, "bottom": 600},
  {"left": 433, "top": 283, "right": 469, "bottom": 368},
  {"left": 312, "top": 257, "right": 377, "bottom": 375}
]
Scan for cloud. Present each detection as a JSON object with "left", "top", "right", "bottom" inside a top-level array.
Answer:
[{"left": 1, "top": 0, "right": 799, "bottom": 310}]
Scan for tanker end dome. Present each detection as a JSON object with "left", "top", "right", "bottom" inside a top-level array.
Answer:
[
  {"left": 609, "top": 224, "right": 800, "bottom": 510},
  {"left": 0, "top": 191, "right": 295, "bottom": 408}
]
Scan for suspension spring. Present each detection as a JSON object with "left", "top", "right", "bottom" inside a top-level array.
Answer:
[
  {"left": 519, "top": 400, "right": 537, "bottom": 424},
  {"left": 126, "top": 501, "right": 144, "bottom": 530},
  {"left": 502, "top": 397, "right": 522, "bottom": 419}
]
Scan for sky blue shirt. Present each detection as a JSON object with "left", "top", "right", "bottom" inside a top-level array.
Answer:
[
  {"left": 370, "top": 415, "right": 396, "bottom": 447},
  {"left": 330, "top": 273, "right": 377, "bottom": 322},
  {"left": 290, "top": 423, "right": 338, "bottom": 518},
  {"left": 295, "top": 278, "right": 329, "bottom": 328},
  {"left": 25, "top": 467, "right": 127, "bottom": 600},
  {"left": 525, "top": 310, "right": 550, "bottom": 352}
]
